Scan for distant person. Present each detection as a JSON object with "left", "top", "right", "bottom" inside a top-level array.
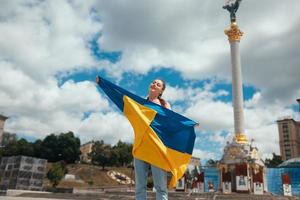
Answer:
[{"left": 208, "top": 181, "right": 214, "bottom": 192}]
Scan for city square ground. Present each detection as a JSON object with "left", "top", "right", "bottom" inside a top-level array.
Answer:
[{"left": 1, "top": 190, "right": 300, "bottom": 200}]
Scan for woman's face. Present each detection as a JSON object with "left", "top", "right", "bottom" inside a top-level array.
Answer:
[{"left": 149, "top": 79, "right": 164, "bottom": 97}]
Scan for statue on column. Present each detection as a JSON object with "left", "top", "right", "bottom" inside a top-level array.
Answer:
[{"left": 223, "top": 0, "right": 242, "bottom": 22}]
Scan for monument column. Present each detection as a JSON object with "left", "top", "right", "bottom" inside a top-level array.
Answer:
[
  {"left": 225, "top": 22, "right": 247, "bottom": 143},
  {"left": 220, "top": 0, "right": 265, "bottom": 195}
]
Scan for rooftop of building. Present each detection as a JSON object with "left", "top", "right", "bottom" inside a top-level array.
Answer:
[
  {"left": 276, "top": 116, "right": 300, "bottom": 124},
  {"left": 278, "top": 157, "right": 300, "bottom": 168},
  {"left": 80, "top": 141, "right": 95, "bottom": 147}
]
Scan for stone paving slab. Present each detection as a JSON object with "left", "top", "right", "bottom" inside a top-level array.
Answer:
[
  {"left": 1, "top": 191, "right": 300, "bottom": 200},
  {"left": 0, "top": 198, "right": 64, "bottom": 200}
]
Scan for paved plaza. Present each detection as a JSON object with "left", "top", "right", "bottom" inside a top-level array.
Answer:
[{"left": 1, "top": 191, "right": 300, "bottom": 200}]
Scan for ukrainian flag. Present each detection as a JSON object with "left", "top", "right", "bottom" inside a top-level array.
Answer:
[{"left": 97, "top": 76, "right": 197, "bottom": 188}]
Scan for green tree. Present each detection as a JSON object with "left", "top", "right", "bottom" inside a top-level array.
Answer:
[
  {"left": 113, "top": 140, "right": 133, "bottom": 167},
  {"left": 2, "top": 132, "right": 17, "bottom": 146},
  {"left": 1, "top": 140, "right": 19, "bottom": 156},
  {"left": 265, "top": 153, "right": 283, "bottom": 167},
  {"left": 17, "top": 138, "right": 35, "bottom": 156},
  {"left": 33, "top": 139, "right": 43, "bottom": 158},
  {"left": 1, "top": 138, "right": 34, "bottom": 157},
  {"left": 57, "top": 131, "right": 81, "bottom": 163},
  {"left": 0, "top": 132, "right": 80, "bottom": 164},
  {"left": 91, "top": 140, "right": 117, "bottom": 170},
  {"left": 40, "top": 134, "right": 59, "bottom": 162},
  {"left": 47, "top": 161, "right": 67, "bottom": 187},
  {"left": 40, "top": 132, "right": 81, "bottom": 163}
]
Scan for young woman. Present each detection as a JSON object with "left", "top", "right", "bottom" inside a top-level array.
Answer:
[
  {"left": 134, "top": 79, "right": 171, "bottom": 200},
  {"left": 96, "top": 77, "right": 171, "bottom": 200}
]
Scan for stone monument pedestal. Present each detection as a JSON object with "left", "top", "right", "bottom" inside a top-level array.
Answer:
[{"left": 219, "top": 137, "right": 265, "bottom": 194}]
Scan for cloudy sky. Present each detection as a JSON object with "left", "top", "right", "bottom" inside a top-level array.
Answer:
[{"left": 0, "top": 0, "right": 299, "bottom": 163}]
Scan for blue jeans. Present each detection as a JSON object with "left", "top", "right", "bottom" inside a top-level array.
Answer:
[{"left": 134, "top": 158, "right": 168, "bottom": 200}]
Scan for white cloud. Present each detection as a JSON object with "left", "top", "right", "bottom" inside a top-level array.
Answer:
[
  {"left": 208, "top": 132, "right": 227, "bottom": 145},
  {"left": 0, "top": 0, "right": 101, "bottom": 81},
  {"left": 0, "top": 0, "right": 108, "bottom": 141},
  {"left": 94, "top": 0, "right": 300, "bottom": 105},
  {"left": 78, "top": 112, "right": 133, "bottom": 145},
  {"left": 246, "top": 124, "right": 280, "bottom": 160},
  {"left": 0, "top": 63, "right": 109, "bottom": 139},
  {"left": 94, "top": 0, "right": 228, "bottom": 78},
  {"left": 193, "top": 148, "right": 216, "bottom": 161},
  {"left": 185, "top": 100, "right": 233, "bottom": 132}
]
